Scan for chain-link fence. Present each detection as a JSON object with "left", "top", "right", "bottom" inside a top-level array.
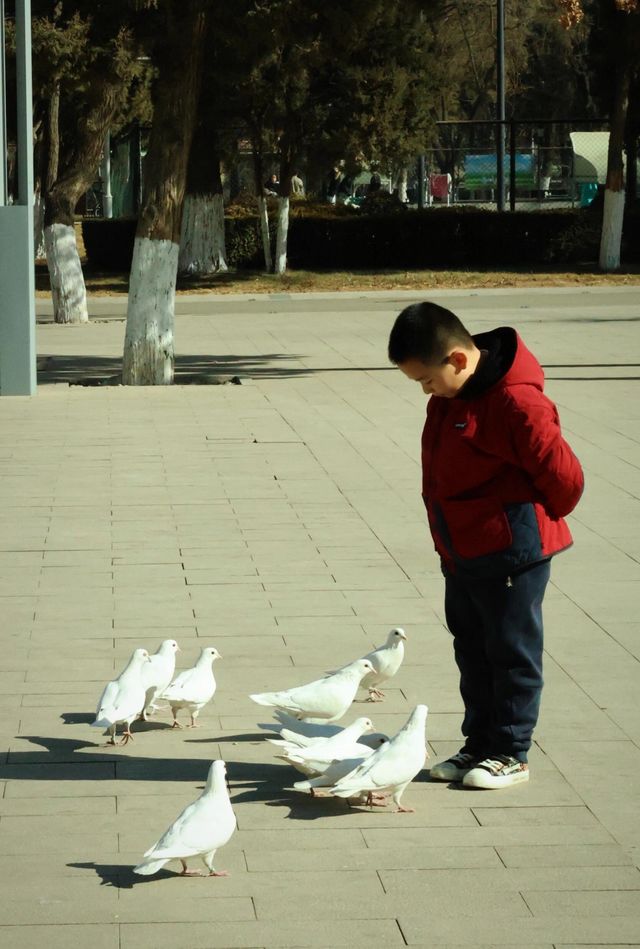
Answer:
[{"left": 417, "top": 118, "right": 617, "bottom": 210}]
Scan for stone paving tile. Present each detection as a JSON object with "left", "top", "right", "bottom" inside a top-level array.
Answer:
[
  {"left": 0, "top": 925, "right": 120, "bottom": 949},
  {"left": 497, "top": 844, "right": 633, "bottom": 867},
  {"left": 398, "top": 916, "right": 640, "bottom": 945},
  {"left": 118, "top": 918, "right": 405, "bottom": 948}
]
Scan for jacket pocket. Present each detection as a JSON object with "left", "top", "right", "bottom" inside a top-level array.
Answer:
[{"left": 439, "top": 497, "right": 512, "bottom": 559}]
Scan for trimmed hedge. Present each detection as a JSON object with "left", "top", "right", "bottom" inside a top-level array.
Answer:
[{"left": 82, "top": 204, "right": 640, "bottom": 272}]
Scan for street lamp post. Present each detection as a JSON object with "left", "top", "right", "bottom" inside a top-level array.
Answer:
[{"left": 0, "top": 0, "right": 36, "bottom": 396}]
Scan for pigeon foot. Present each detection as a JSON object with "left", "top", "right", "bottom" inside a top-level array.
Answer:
[
  {"left": 368, "top": 688, "right": 385, "bottom": 701},
  {"left": 208, "top": 870, "right": 229, "bottom": 877},
  {"left": 119, "top": 730, "right": 134, "bottom": 745},
  {"left": 171, "top": 721, "right": 183, "bottom": 729},
  {"left": 394, "top": 805, "right": 415, "bottom": 813}
]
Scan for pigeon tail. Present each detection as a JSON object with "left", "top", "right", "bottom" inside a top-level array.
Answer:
[
  {"left": 133, "top": 857, "right": 169, "bottom": 876},
  {"left": 249, "top": 692, "right": 287, "bottom": 708},
  {"left": 91, "top": 716, "right": 113, "bottom": 728}
]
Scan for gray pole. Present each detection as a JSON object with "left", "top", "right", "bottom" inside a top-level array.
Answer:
[
  {"left": 100, "top": 130, "right": 113, "bottom": 218},
  {"left": 0, "top": 0, "right": 7, "bottom": 205},
  {"left": 0, "top": 0, "right": 37, "bottom": 396},
  {"left": 496, "top": 0, "right": 506, "bottom": 211}
]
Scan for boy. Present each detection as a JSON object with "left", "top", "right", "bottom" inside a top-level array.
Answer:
[{"left": 388, "top": 302, "right": 583, "bottom": 789}]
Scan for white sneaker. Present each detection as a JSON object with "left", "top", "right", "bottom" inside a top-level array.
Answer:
[
  {"left": 462, "top": 755, "right": 529, "bottom": 789},
  {"left": 430, "top": 751, "right": 480, "bottom": 782}
]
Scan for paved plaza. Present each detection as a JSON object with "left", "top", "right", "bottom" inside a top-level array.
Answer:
[{"left": 0, "top": 285, "right": 639, "bottom": 948}]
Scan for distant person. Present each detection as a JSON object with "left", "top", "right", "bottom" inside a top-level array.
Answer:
[
  {"left": 326, "top": 166, "right": 341, "bottom": 204},
  {"left": 291, "top": 171, "right": 305, "bottom": 196},
  {"left": 388, "top": 302, "right": 584, "bottom": 790},
  {"left": 264, "top": 174, "right": 279, "bottom": 196},
  {"left": 367, "top": 171, "right": 381, "bottom": 194}
]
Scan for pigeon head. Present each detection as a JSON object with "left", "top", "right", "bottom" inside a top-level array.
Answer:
[
  {"left": 133, "top": 648, "right": 151, "bottom": 663},
  {"left": 356, "top": 717, "right": 375, "bottom": 734},
  {"left": 205, "top": 759, "right": 228, "bottom": 793},
  {"left": 389, "top": 627, "right": 407, "bottom": 642},
  {"left": 410, "top": 704, "right": 428, "bottom": 726},
  {"left": 203, "top": 646, "right": 222, "bottom": 661},
  {"left": 159, "top": 639, "right": 180, "bottom": 654},
  {"left": 356, "top": 659, "right": 375, "bottom": 677}
]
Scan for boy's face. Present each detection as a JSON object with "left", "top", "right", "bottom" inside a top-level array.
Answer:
[{"left": 397, "top": 353, "right": 469, "bottom": 399}]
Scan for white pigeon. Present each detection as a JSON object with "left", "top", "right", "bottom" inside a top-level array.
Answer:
[
  {"left": 274, "top": 717, "right": 376, "bottom": 776},
  {"left": 162, "top": 646, "right": 221, "bottom": 728},
  {"left": 92, "top": 648, "right": 151, "bottom": 745},
  {"left": 249, "top": 659, "right": 375, "bottom": 723},
  {"left": 343, "top": 627, "right": 407, "bottom": 701},
  {"left": 258, "top": 710, "right": 344, "bottom": 738},
  {"left": 268, "top": 724, "right": 387, "bottom": 752},
  {"left": 133, "top": 760, "right": 236, "bottom": 877},
  {"left": 293, "top": 736, "right": 388, "bottom": 793},
  {"left": 140, "top": 639, "right": 180, "bottom": 720},
  {"left": 324, "top": 704, "right": 428, "bottom": 812}
]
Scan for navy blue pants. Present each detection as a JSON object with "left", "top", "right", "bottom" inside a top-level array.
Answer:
[{"left": 443, "top": 559, "right": 551, "bottom": 763}]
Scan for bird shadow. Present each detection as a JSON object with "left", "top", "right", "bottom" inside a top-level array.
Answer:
[
  {"left": 67, "top": 861, "right": 176, "bottom": 890},
  {"left": 185, "top": 732, "right": 269, "bottom": 744},
  {"left": 261, "top": 793, "right": 352, "bottom": 820}
]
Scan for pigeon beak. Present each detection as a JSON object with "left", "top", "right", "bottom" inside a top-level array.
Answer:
[{"left": 217, "top": 651, "right": 223, "bottom": 660}]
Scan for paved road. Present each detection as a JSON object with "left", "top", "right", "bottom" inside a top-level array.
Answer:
[{"left": 0, "top": 286, "right": 638, "bottom": 947}]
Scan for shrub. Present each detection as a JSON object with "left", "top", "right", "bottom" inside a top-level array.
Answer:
[{"left": 81, "top": 204, "right": 639, "bottom": 272}]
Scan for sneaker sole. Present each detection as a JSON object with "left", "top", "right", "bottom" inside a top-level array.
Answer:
[{"left": 462, "top": 768, "right": 529, "bottom": 790}]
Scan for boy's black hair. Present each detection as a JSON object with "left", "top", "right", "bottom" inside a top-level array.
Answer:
[{"left": 388, "top": 302, "right": 474, "bottom": 365}]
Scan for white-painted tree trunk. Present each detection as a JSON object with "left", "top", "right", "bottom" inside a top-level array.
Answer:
[
  {"left": 34, "top": 193, "right": 46, "bottom": 259},
  {"left": 44, "top": 223, "right": 89, "bottom": 324},
  {"left": 257, "top": 195, "right": 272, "bottom": 273},
  {"left": 178, "top": 193, "right": 228, "bottom": 274},
  {"left": 275, "top": 196, "right": 290, "bottom": 276},
  {"left": 599, "top": 188, "right": 625, "bottom": 271},
  {"left": 123, "top": 237, "right": 179, "bottom": 385},
  {"left": 397, "top": 167, "right": 408, "bottom": 203}
]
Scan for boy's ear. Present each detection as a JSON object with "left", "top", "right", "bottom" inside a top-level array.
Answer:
[{"left": 447, "top": 350, "right": 469, "bottom": 373}]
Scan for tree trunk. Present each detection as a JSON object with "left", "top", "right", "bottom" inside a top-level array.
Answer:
[
  {"left": 44, "top": 223, "right": 88, "bottom": 324},
  {"left": 256, "top": 195, "right": 273, "bottom": 273},
  {"left": 123, "top": 3, "right": 207, "bottom": 385},
  {"left": 397, "top": 167, "right": 408, "bottom": 203},
  {"left": 44, "top": 75, "right": 119, "bottom": 322},
  {"left": 35, "top": 82, "right": 60, "bottom": 259},
  {"left": 274, "top": 195, "right": 290, "bottom": 275},
  {"left": 179, "top": 193, "right": 228, "bottom": 274},
  {"left": 599, "top": 64, "right": 631, "bottom": 271},
  {"left": 274, "top": 157, "right": 293, "bottom": 275},
  {"left": 178, "top": 119, "right": 227, "bottom": 274}
]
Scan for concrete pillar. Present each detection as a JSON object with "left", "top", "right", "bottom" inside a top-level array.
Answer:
[{"left": 0, "top": 0, "right": 36, "bottom": 396}]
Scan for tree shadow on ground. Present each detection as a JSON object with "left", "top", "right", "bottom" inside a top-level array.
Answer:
[{"left": 36, "top": 352, "right": 319, "bottom": 385}]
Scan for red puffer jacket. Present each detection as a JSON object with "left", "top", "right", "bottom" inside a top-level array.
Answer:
[{"left": 421, "top": 328, "right": 584, "bottom": 578}]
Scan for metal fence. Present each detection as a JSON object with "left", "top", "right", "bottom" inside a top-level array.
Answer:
[{"left": 416, "top": 118, "right": 614, "bottom": 210}]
